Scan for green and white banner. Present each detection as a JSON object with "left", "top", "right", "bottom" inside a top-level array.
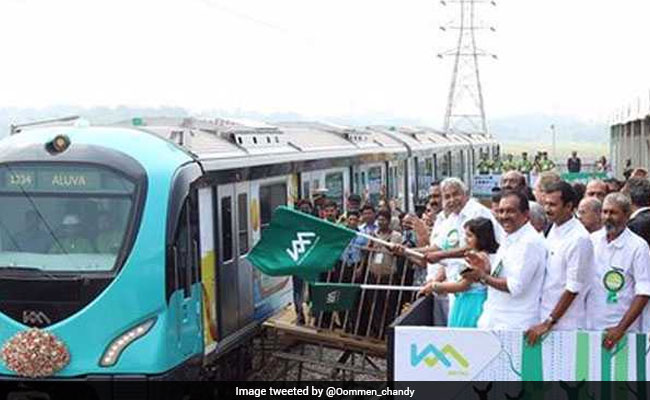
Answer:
[
  {"left": 472, "top": 174, "right": 501, "bottom": 197},
  {"left": 561, "top": 171, "right": 609, "bottom": 184},
  {"left": 395, "top": 327, "right": 648, "bottom": 381}
]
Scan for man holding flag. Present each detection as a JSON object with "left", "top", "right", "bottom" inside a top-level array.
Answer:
[{"left": 395, "top": 178, "right": 501, "bottom": 325}]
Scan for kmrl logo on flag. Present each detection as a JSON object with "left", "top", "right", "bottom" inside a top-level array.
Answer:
[
  {"left": 246, "top": 206, "right": 355, "bottom": 278},
  {"left": 286, "top": 232, "right": 318, "bottom": 264},
  {"left": 410, "top": 344, "right": 469, "bottom": 369},
  {"left": 325, "top": 290, "right": 340, "bottom": 305}
]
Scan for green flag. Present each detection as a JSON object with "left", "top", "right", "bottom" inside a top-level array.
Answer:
[
  {"left": 309, "top": 282, "right": 361, "bottom": 312},
  {"left": 246, "top": 206, "right": 357, "bottom": 279}
]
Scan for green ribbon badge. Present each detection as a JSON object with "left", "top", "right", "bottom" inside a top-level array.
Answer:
[
  {"left": 442, "top": 228, "right": 460, "bottom": 250},
  {"left": 603, "top": 269, "right": 625, "bottom": 304}
]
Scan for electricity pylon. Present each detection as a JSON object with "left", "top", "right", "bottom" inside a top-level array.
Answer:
[{"left": 438, "top": 0, "right": 496, "bottom": 136}]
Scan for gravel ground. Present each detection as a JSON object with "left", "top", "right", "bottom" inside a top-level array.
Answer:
[{"left": 248, "top": 335, "right": 387, "bottom": 381}]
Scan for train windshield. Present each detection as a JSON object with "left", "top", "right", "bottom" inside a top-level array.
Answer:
[{"left": 0, "top": 163, "right": 138, "bottom": 273}]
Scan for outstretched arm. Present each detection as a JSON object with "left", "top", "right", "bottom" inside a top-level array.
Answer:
[{"left": 420, "top": 278, "right": 472, "bottom": 296}]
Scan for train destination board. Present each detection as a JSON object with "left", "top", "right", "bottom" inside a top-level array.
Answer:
[{"left": 0, "top": 166, "right": 128, "bottom": 193}]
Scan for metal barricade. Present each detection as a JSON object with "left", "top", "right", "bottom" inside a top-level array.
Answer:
[{"left": 313, "top": 244, "right": 422, "bottom": 341}]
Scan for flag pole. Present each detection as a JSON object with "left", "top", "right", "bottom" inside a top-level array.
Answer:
[
  {"left": 354, "top": 231, "right": 426, "bottom": 260},
  {"left": 359, "top": 284, "right": 424, "bottom": 292}
]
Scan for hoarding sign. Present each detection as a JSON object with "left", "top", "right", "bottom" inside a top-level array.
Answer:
[{"left": 395, "top": 327, "right": 647, "bottom": 381}]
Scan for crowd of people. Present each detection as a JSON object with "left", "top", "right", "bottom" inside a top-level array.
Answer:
[
  {"left": 476, "top": 151, "right": 556, "bottom": 175},
  {"left": 292, "top": 165, "right": 650, "bottom": 348},
  {"left": 408, "top": 169, "right": 650, "bottom": 348},
  {"left": 296, "top": 164, "right": 650, "bottom": 347},
  {"left": 478, "top": 150, "right": 612, "bottom": 176},
  {"left": 292, "top": 191, "right": 419, "bottom": 329}
]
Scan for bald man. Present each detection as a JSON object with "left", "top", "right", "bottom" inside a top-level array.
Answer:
[
  {"left": 501, "top": 171, "right": 527, "bottom": 192},
  {"left": 577, "top": 197, "right": 602, "bottom": 233}
]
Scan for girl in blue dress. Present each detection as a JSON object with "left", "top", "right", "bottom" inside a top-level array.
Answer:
[{"left": 420, "top": 217, "right": 499, "bottom": 327}]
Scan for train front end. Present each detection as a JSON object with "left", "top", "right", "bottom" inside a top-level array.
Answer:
[{"left": 0, "top": 126, "right": 203, "bottom": 384}]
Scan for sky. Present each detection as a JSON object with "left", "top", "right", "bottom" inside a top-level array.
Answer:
[{"left": 1, "top": 0, "right": 649, "bottom": 127}]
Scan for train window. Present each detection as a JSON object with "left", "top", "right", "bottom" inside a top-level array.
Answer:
[
  {"left": 173, "top": 201, "right": 191, "bottom": 297},
  {"left": 458, "top": 150, "right": 464, "bottom": 178},
  {"left": 353, "top": 172, "right": 360, "bottom": 194},
  {"left": 387, "top": 167, "right": 394, "bottom": 200},
  {"left": 260, "top": 182, "right": 287, "bottom": 228},
  {"left": 302, "top": 181, "right": 310, "bottom": 199},
  {"left": 325, "top": 172, "right": 343, "bottom": 208},
  {"left": 237, "top": 193, "right": 249, "bottom": 255},
  {"left": 0, "top": 163, "right": 137, "bottom": 273},
  {"left": 471, "top": 149, "right": 476, "bottom": 175},
  {"left": 367, "top": 167, "right": 382, "bottom": 206},
  {"left": 416, "top": 159, "right": 433, "bottom": 201},
  {"left": 188, "top": 192, "right": 200, "bottom": 285},
  {"left": 387, "top": 165, "right": 401, "bottom": 202},
  {"left": 440, "top": 152, "right": 451, "bottom": 179},
  {"left": 433, "top": 154, "right": 438, "bottom": 180},
  {"left": 221, "top": 196, "right": 233, "bottom": 262},
  {"left": 426, "top": 158, "right": 433, "bottom": 179}
]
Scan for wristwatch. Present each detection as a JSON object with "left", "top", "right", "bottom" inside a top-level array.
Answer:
[{"left": 544, "top": 315, "right": 557, "bottom": 326}]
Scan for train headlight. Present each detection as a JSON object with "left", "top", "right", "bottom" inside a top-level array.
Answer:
[
  {"left": 99, "top": 318, "right": 156, "bottom": 367},
  {"left": 46, "top": 134, "right": 71, "bottom": 154}
]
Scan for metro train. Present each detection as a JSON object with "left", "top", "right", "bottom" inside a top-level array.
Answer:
[{"left": 0, "top": 116, "right": 497, "bottom": 385}]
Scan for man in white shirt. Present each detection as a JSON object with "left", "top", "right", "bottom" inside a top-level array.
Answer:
[
  {"left": 397, "top": 177, "right": 501, "bottom": 273},
  {"left": 425, "top": 178, "right": 503, "bottom": 272},
  {"left": 464, "top": 190, "right": 547, "bottom": 330},
  {"left": 526, "top": 181, "right": 593, "bottom": 345},
  {"left": 586, "top": 193, "right": 650, "bottom": 350},
  {"left": 396, "top": 177, "right": 501, "bottom": 325}
]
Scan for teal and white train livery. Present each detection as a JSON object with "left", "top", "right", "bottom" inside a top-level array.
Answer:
[{"left": 0, "top": 116, "right": 497, "bottom": 388}]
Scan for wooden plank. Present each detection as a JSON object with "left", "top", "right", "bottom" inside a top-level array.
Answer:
[{"left": 264, "top": 306, "right": 386, "bottom": 356}]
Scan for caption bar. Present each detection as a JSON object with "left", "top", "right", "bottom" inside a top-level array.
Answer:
[{"left": 236, "top": 385, "right": 415, "bottom": 398}]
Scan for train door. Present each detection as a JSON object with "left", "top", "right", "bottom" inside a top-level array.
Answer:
[
  {"left": 254, "top": 179, "right": 292, "bottom": 319},
  {"left": 198, "top": 187, "right": 218, "bottom": 355},
  {"left": 386, "top": 161, "right": 406, "bottom": 211},
  {"left": 235, "top": 182, "right": 254, "bottom": 327},
  {"left": 173, "top": 192, "right": 203, "bottom": 356},
  {"left": 217, "top": 184, "right": 239, "bottom": 338},
  {"left": 406, "top": 157, "right": 416, "bottom": 212}
]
